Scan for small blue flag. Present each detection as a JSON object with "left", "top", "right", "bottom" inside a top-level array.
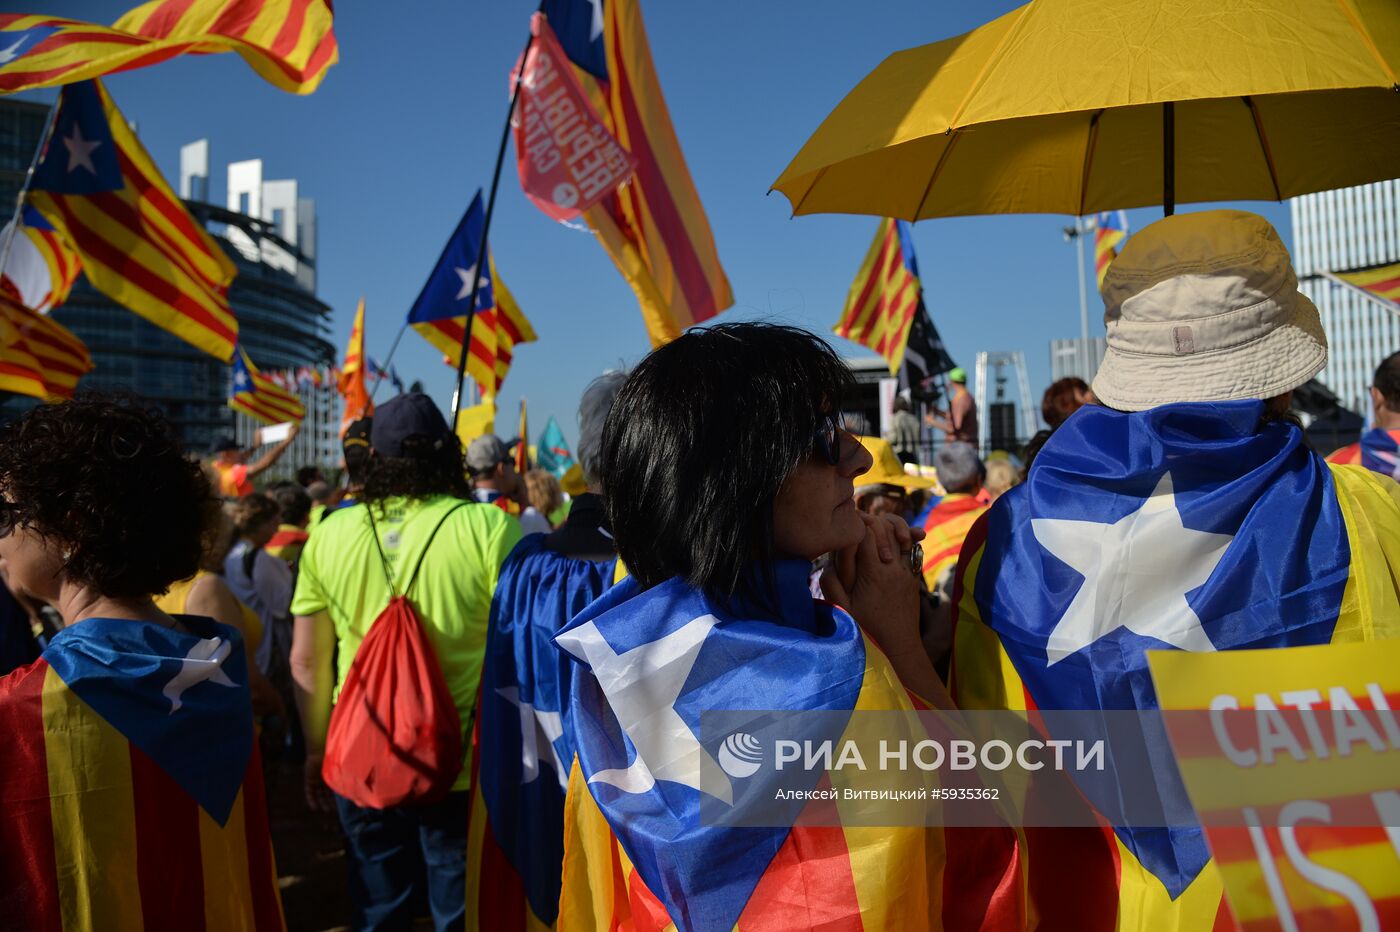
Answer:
[{"left": 536, "top": 416, "right": 577, "bottom": 479}]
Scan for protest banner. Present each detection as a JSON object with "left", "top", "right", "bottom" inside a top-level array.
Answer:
[{"left": 1149, "top": 641, "right": 1400, "bottom": 930}]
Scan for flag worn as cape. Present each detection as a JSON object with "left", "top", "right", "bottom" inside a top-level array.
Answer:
[
  {"left": 950, "top": 401, "right": 1400, "bottom": 930},
  {"left": 554, "top": 560, "right": 1023, "bottom": 931},
  {"left": 467, "top": 535, "right": 615, "bottom": 930},
  {"left": 1325, "top": 427, "right": 1400, "bottom": 481},
  {"left": 0, "top": 616, "right": 284, "bottom": 931}
]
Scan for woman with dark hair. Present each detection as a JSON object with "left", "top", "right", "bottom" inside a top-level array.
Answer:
[
  {"left": 225, "top": 492, "right": 295, "bottom": 681},
  {"left": 0, "top": 394, "right": 283, "bottom": 929},
  {"left": 554, "top": 324, "right": 1019, "bottom": 931}
]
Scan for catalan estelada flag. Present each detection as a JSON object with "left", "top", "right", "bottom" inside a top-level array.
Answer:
[
  {"left": 467, "top": 536, "right": 615, "bottom": 931},
  {"left": 1326, "top": 427, "right": 1400, "bottom": 480},
  {"left": 0, "top": 616, "right": 285, "bottom": 930},
  {"left": 0, "top": 206, "right": 80, "bottom": 313},
  {"left": 1094, "top": 210, "right": 1128, "bottom": 289},
  {"left": 229, "top": 344, "right": 305, "bottom": 426},
  {"left": 28, "top": 80, "right": 239, "bottom": 361},
  {"left": 338, "top": 298, "right": 371, "bottom": 434},
  {"left": 1331, "top": 260, "right": 1400, "bottom": 307},
  {"left": 0, "top": 293, "right": 92, "bottom": 400},
  {"left": 540, "top": 0, "right": 732, "bottom": 347},
  {"left": 950, "top": 401, "right": 1400, "bottom": 929},
  {"left": 0, "top": 0, "right": 336, "bottom": 95},
  {"left": 407, "top": 192, "right": 535, "bottom": 396},
  {"left": 835, "top": 218, "right": 922, "bottom": 375},
  {"left": 554, "top": 560, "right": 1023, "bottom": 930}
]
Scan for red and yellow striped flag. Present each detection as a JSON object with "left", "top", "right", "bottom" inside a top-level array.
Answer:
[
  {"left": 229, "top": 344, "right": 305, "bottom": 426},
  {"left": 416, "top": 259, "right": 536, "bottom": 397},
  {"left": 0, "top": 206, "right": 80, "bottom": 314},
  {"left": 0, "top": 293, "right": 93, "bottom": 401},
  {"left": 835, "top": 218, "right": 922, "bottom": 374},
  {"left": 28, "top": 80, "right": 239, "bottom": 361},
  {"left": 1094, "top": 211, "right": 1128, "bottom": 289},
  {"left": 1334, "top": 260, "right": 1400, "bottom": 306},
  {"left": 338, "top": 298, "right": 372, "bottom": 435},
  {"left": 0, "top": 0, "right": 337, "bottom": 96},
  {"left": 554, "top": 0, "right": 733, "bottom": 347}
]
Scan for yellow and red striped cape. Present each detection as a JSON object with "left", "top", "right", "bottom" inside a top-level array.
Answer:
[
  {"left": 414, "top": 258, "right": 537, "bottom": 396},
  {"left": 0, "top": 293, "right": 93, "bottom": 400},
  {"left": 29, "top": 79, "right": 239, "bottom": 362},
  {"left": 0, "top": 655, "right": 285, "bottom": 931},
  {"left": 558, "top": 629, "right": 1025, "bottom": 931},
  {"left": 835, "top": 218, "right": 922, "bottom": 374},
  {"left": 922, "top": 493, "right": 990, "bottom": 592},
  {"left": 230, "top": 344, "right": 306, "bottom": 426},
  {"left": 0, "top": 0, "right": 336, "bottom": 95},
  {"left": 949, "top": 463, "right": 1400, "bottom": 930},
  {"left": 571, "top": 0, "right": 733, "bottom": 347}
]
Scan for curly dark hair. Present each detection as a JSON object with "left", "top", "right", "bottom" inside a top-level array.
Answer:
[
  {"left": 360, "top": 434, "right": 471, "bottom": 505},
  {"left": 0, "top": 393, "right": 214, "bottom": 599}
]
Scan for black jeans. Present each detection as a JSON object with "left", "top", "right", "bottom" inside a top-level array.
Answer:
[{"left": 334, "top": 790, "right": 470, "bottom": 931}]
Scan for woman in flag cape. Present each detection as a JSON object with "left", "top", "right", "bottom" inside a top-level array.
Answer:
[
  {"left": 468, "top": 372, "right": 628, "bottom": 930},
  {"left": 554, "top": 324, "right": 1022, "bottom": 931},
  {"left": 0, "top": 395, "right": 284, "bottom": 931}
]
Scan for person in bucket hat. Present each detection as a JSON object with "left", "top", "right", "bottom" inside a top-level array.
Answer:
[{"left": 948, "top": 210, "right": 1400, "bottom": 927}]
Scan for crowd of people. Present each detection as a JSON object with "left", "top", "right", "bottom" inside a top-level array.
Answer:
[{"left": 2, "top": 208, "right": 1399, "bottom": 930}]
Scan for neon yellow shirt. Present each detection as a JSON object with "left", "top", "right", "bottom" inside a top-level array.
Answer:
[{"left": 290, "top": 494, "right": 522, "bottom": 789}]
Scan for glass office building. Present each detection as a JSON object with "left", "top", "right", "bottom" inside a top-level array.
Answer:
[{"left": 0, "top": 97, "right": 338, "bottom": 471}]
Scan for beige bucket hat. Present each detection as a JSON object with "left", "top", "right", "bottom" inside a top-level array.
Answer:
[{"left": 1091, "top": 209, "right": 1326, "bottom": 412}]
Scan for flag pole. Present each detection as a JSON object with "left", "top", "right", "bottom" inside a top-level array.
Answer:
[
  {"left": 369, "top": 321, "right": 408, "bottom": 403},
  {"left": 450, "top": 31, "right": 536, "bottom": 430},
  {"left": 0, "top": 96, "right": 62, "bottom": 280}
]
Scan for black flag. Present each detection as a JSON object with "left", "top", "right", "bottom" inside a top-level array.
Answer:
[{"left": 898, "top": 301, "right": 957, "bottom": 404}]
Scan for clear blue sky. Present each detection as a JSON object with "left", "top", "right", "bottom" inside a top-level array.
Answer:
[{"left": 23, "top": 1, "right": 1291, "bottom": 443}]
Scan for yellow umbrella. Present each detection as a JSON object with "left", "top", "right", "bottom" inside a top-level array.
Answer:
[{"left": 773, "top": 0, "right": 1400, "bottom": 218}]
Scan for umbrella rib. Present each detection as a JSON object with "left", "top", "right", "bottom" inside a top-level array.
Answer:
[
  {"left": 912, "top": 131, "right": 962, "bottom": 221},
  {"left": 946, "top": 1, "right": 1037, "bottom": 130},
  {"left": 1243, "top": 96, "right": 1283, "bottom": 202},
  {"left": 1077, "top": 110, "right": 1105, "bottom": 217},
  {"left": 1331, "top": 0, "right": 1398, "bottom": 85},
  {"left": 789, "top": 167, "right": 828, "bottom": 217}
]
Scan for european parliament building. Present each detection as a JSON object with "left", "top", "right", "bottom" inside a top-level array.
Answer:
[
  {"left": 0, "top": 97, "right": 339, "bottom": 472},
  {"left": 1291, "top": 180, "right": 1400, "bottom": 416}
]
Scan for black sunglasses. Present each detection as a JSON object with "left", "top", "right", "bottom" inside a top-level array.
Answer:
[
  {"left": 0, "top": 500, "right": 24, "bottom": 540},
  {"left": 813, "top": 413, "right": 847, "bottom": 466}
]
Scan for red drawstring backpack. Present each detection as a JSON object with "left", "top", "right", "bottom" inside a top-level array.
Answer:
[{"left": 321, "top": 504, "right": 467, "bottom": 808}]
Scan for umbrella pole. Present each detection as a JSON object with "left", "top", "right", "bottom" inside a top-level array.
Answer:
[{"left": 1163, "top": 102, "right": 1175, "bottom": 216}]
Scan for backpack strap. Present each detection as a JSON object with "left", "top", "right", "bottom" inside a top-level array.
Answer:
[{"left": 364, "top": 502, "right": 470, "bottom": 600}]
